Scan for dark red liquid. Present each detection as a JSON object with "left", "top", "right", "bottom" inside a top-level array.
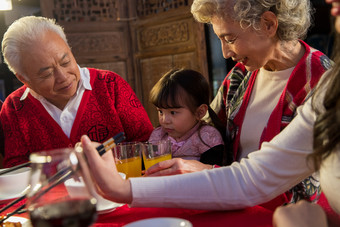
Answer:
[{"left": 29, "top": 199, "right": 97, "bottom": 227}]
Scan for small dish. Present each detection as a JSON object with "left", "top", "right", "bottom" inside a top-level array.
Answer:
[
  {"left": 124, "top": 217, "right": 193, "bottom": 227},
  {"left": 97, "top": 201, "right": 124, "bottom": 214},
  {"left": 0, "top": 192, "right": 24, "bottom": 204},
  {"left": 0, "top": 167, "right": 30, "bottom": 200},
  {"left": 3, "top": 216, "right": 32, "bottom": 227}
]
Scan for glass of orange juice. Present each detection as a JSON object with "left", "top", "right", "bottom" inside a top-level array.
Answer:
[
  {"left": 142, "top": 140, "right": 172, "bottom": 170},
  {"left": 113, "top": 142, "right": 142, "bottom": 178}
]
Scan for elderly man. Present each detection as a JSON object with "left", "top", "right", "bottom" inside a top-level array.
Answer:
[{"left": 0, "top": 16, "right": 153, "bottom": 168}]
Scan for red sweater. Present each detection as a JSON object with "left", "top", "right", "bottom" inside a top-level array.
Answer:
[{"left": 1, "top": 68, "right": 153, "bottom": 167}]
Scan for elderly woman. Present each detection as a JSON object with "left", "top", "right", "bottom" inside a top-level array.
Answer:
[{"left": 144, "top": 0, "right": 332, "bottom": 209}]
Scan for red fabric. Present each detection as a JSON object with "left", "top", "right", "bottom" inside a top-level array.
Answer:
[
  {"left": 260, "top": 42, "right": 330, "bottom": 143},
  {"left": 317, "top": 193, "right": 340, "bottom": 226},
  {"left": 94, "top": 205, "right": 273, "bottom": 227},
  {"left": 229, "top": 40, "right": 330, "bottom": 156},
  {"left": 1, "top": 68, "right": 154, "bottom": 167},
  {"left": 0, "top": 100, "right": 3, "bottom": 158},
  {"left": 0, "top": 201, "right": 273, "bottom": 227},
  {"left": 0, "top": 181, "right": 273, "bottom": 227},
  {"left": 259, "top": 194, "right": 290, "bottom": 211},
  {"left": 231, "top": 69, "right": 258, "bottom": 160}
]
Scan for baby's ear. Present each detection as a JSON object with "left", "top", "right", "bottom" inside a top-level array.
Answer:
[{"left": 196, "top": 104, "right": 208, "bottom": 120}]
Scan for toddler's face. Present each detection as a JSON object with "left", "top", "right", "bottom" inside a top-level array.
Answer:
[{"left": 157, "top": 106, "right": 199, "bottom": 140}]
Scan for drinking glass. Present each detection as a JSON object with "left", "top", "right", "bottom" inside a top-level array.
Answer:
[
  {"left": 113, "top": 142, "right": 142, "bottom": 178},
  {"left": 26, "top": 148, "right": 97, "bottom": 227},
  {"left": 142, "top": 140, "right": 172, "bottom": 170}
]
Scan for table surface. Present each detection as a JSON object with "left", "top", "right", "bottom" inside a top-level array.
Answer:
[
  {"left": 3, "top": 192, "right": 340, "bottom": 227},
  {"left": 95, "top": 204, "right": 273, "bottom": 227},
  {"left": 0, "top": 197, "right": 274, "bottom": 227},
  {"left": 3, "top": 187, "right": 340, "bottom": 227}
]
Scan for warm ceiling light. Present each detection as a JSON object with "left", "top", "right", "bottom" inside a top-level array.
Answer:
[{"left": 0, "top": 0, "right": 12, "bottom": 11}]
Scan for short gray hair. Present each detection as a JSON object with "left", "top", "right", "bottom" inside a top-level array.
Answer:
[
  {"left": 191, "top": 0, "right": 313, "bottom": 41},
  {"left": 2, "top": 16, "right": 68, "bottom": 76}
]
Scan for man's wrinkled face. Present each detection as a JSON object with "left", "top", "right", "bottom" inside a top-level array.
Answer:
[{"left": 19, "top": 30, "right": 80, "bottom": 109}]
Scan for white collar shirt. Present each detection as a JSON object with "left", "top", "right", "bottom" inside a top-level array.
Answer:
[{"left": 20, "top": 66, "right": 92, "bottom": 138}]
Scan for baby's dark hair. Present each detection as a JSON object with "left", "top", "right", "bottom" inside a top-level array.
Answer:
[
  {"left": 150, "top": 68, "right": 232, "bottom": 166},
  {"left": 150, "top": 68, "right": 210, "bottom": 112}
]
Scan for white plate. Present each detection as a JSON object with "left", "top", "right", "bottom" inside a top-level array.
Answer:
[
  {"left": 0, "top": 193, "right": 24, "bottom": 204},
  {"left": 0, "top": 167, "right": 30, "bottom": 201},
  {"left": 0, "top": 193, "right": 22, "bottom": 203},
  {"left": 0, "top": 185, "right": 30, "bottom": 203},
  {"left": 4, "top": 216, "right": 32, "bottom": 227},
  {"left": 97, "top": 201, "right": 125, "bottom": 214},
  {"left": 124, "top": 217, "right": 193, "bottom": 227}
]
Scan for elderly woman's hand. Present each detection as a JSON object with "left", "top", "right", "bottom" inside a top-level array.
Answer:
[
  {"left": 80, "top": 135, "right": 132, "bottom": 204},
  {"left": 272, "top": 200, "right": 328, "bottom": 227},
  {"left": 144, "top": 158, "right": 212, "bottom": 176}
]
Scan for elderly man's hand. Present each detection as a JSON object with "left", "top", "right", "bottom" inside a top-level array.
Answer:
[
  {"left": 272, "top": 200, "right": 328, "bottom": 227},
  {"left": 144, "top": 158, "right": 212, "bottom": 176}
]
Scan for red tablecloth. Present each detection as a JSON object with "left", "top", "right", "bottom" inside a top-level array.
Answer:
[
  {"left": 95, "top": 204, "right": 273, "bottom": 227},
  {"left": 3, "top": 183, "right": 340, "bottom": 226},
  {"left": 1, "top": 197, "right": 274, "bottom": 227},
  {"left": 4, "top": 192, "right": 340, "bottom": 227},
  {"left": 317, "top": 193, "right": 340, "bottom": 226}
]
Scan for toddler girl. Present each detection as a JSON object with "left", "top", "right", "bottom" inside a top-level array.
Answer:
[{"left": 148, "top": 68, "right": 231, "bottom": 166}]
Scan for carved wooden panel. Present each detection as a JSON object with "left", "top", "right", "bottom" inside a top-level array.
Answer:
[
  {"left": 140, "top": 56, "right": 173, "bottom": 126},
  {"left": 173, "top": 52, "right": 200, "bottom": 70},
  {"left": 67, "top": 31, "right": 128, "bottom": 62},
  {"left": 136, "top": 0, "right": 189, "bottom": 17},
  {"left": 131, "top": 1, "right": 208, "bottom": 126},
  {"left": 41, "top": 0, "right": 130, "bottom": 22},
  {"left": 50, "top": 0, "right": 117, "bottom": 22},
  {"left": 137, "top": 19, "right": 194, "bottom": 55},
  {"left": 80, "top": 61, "right": 127, "bottom": 81}
]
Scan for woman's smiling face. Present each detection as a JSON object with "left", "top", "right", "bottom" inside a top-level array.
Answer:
[{"left": 211, "top": 15, "right": 276, "bottom": 72}]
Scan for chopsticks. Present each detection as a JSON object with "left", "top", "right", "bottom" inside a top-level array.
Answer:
[
  {"left": 96, "top": 131, "right": 125, "bottom": 156},
  {"left": 0, "top": 132, "right": 125, "bottom": 223},
  {"left": 0, "top": 162, "right": 31, "bottom": 176}
]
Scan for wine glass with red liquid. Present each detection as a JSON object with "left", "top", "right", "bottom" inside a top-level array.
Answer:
[{"left": 26, "top": 148, "right": 98, "bottom": 227}]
